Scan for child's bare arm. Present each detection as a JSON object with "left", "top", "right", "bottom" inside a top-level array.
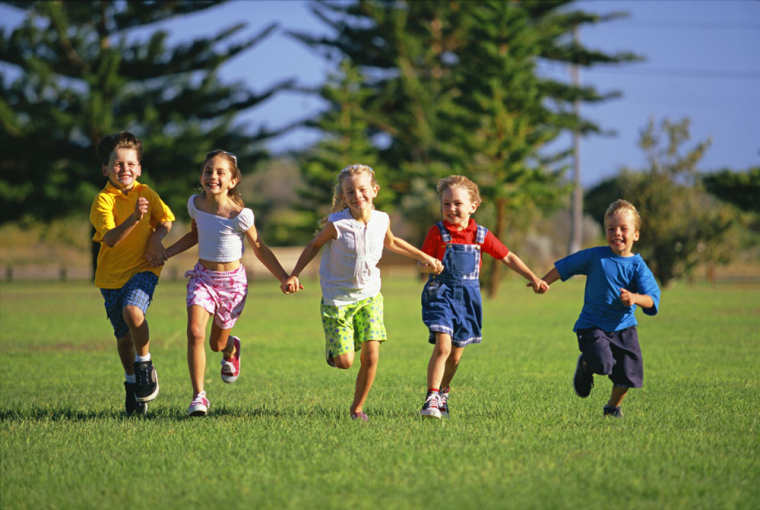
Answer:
[
  {"left": 282, "top": 222, "right": 338, "bottom": 293},
  {"left": 384, "top": 228, "right": 443, "bottom": 274},
  {"left": 144, "top": 221, "right": 173, "bottom": 266},
  {"left": 165, "top": 221, "right": 198, "bottom": 259},
  {"left": 620, "top": 288, "right": 655, "bottom": 309},
  {"left": 540, "top": 267, "right": 561, "bottom": 286},
  {"left": 246, "top": 225, "right": 290, "bottom": 284},
  {"left": 501, "top": 252, "right": 548, "bottom": 293},
  {"left": 103, "top": 197, "right": 149, "bottom": 247}
]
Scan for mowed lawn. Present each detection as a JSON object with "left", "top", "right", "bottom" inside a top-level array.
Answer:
[{"left": 0, "top": 276, "right": 758, "bottom": 509}]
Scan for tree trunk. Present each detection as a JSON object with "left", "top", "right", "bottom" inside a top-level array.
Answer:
[{"left": 486, "top": 197, "right": 507, "bottom": 298}]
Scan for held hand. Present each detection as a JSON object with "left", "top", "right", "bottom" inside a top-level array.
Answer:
[
  {"left": 526, "top": 279, "right": 550, "bottom": 294},
  {"left": 426, "top": 257, "right": 444, "bottom": 275},
  {"left": 134, "top": 196, "right": 149, "bottom": 222},
  {"left": 144, "top": 242, "right": 167, "bottom": 267},
  {"left": 620, "top": 288, "right": 636, "bottom": 307},
  {"left": 281, "top": 275, "right": 303, "bottom": 295}
]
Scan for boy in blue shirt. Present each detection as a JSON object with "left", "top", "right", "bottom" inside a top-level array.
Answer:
[{"left": 540, "top": 199, "right": 660, "bottom": 417}]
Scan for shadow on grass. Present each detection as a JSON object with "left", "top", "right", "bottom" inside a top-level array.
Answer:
[{"left": 0, "top": 404, "right": 355, "bottom": 422}]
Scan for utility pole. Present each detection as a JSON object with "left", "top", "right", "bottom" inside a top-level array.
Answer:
[{"left": 568, "top": 25, "right": 583, "bottom": 255}]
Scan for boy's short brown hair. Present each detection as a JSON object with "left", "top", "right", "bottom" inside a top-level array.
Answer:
[
  {"left": 97, "top": 131, "right": 143, "bottom": 166},
  {"left": 604, "top": 199, "right": 641, "bottom": 230},
  {"left": 436, "top": 175, "right": 481, "bottom": 205}
]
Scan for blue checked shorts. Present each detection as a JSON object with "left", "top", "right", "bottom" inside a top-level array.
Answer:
[{"left": 100, "top": 272, "right": 158, "bottom": 339}]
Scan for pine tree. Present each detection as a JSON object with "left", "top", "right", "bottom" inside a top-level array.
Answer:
[
  {"left": 293, "top": 59, "right": 385, "bottom": 238},
  {"left": 290, "top": 0, "right": 639, "bottom": 295},
  {"left": 0, "top": 0, "right": 291, "bottom": 225}
]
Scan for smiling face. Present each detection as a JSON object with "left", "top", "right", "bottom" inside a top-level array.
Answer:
[
  {"left": 200, "top": 155, "right": 239, "bottom": 197},
  {"left": 340, "top": 171, "right": 378, "bottom": 220},
  {"left": 102, "top": 148, "right": 142, "bottom": 192},
  {"left": 440, "top": 185, "right": 479, "bottom": 229},
  {"left": 605, "top": 209, "right": 640, "bottom": 257}
]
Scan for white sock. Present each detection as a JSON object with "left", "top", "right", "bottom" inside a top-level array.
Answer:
[
  {"left": 135, "top": 353, "right": 151, "bottom": 362},
  {"left": 125, "top": 374, "right": 136, "bottom": 383}
]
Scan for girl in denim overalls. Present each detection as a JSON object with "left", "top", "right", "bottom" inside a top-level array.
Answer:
[{"left": 419, "top": 176, "right": 549, "bottom": 419}]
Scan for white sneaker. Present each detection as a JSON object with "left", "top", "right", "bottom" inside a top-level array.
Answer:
[
  {"left": 187, "top": 393, "right": 210, "bottom": 417},
  {"left": 221, "top": 336, "right": 241, "bottom": 383},
  {"left": 439, "top": 391, "right": 449, "bottom": 418},
  {"left": 420, "top": 392, "right": 442, "bottom": 419}
]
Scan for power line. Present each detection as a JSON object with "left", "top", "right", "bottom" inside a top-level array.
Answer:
[{"left": 588, "top": 67, "right": 760, "bottom": 80}]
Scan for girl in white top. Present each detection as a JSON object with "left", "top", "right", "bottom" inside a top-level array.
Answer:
[
  {"left": 285, "top": 164, "right": 442, "bottom": 421},
  {"left": 166, "top": 150, "right": 298, "bottom": 416}
]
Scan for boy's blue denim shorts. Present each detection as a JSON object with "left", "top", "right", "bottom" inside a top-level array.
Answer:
[
  {"left": 100, "top": 272, "right": 158, "bottom": 339},
  {"left": 576, "top": 326, "right": 643, "bottom": 388}
]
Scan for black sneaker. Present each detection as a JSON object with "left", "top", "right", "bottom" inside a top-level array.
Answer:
[
  {"left": 603, "top": 405, "right": 623, "bottom": 418},
  {"left": 125, "top": 382, "right": 147, "bottom": 417},
  {"left": 133, "top": 360, "right": 159, "bottom": 402},
  {"left": 573, "top": 354, "right": 593, "bottom": 398}
]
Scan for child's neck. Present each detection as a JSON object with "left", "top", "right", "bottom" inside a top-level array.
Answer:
[
  {"left": 349, "top": 206, "right": 373, "bottom": 224},
  {"left": 201, "top": 193, "right": 235, "bottom": 215}
]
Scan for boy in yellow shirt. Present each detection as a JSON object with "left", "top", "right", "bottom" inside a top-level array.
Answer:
[{"left": 90, "top": 132, "right": 174, "bottom": 416}]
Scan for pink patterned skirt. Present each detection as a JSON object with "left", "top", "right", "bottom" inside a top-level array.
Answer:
[{"left": 185, "top": 262, "right": 248, "bottom": 330}]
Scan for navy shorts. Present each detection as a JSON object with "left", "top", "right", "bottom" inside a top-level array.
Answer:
[
  {"left": 576, "top": 326, "right": 643, "bottom": 388},
  {"left": 100, "top": 272, "right": 158, "bottom": 339},
  {"left": 422, "top": 280, "right": 482, "bottom": 347}
]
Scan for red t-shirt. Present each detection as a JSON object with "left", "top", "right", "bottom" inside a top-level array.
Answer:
[{"left": 421, "top": 219, "right": 509, "bottom": 267}]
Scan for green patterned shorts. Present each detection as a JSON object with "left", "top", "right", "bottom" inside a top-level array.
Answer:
[{"left": 321, "top": 293, "right": 387, "bottom": 361}]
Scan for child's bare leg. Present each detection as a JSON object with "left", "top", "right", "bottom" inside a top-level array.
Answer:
[
  {"left": 331, "top": 351, "right": 355, "bottom": 370},
  {"left": 116, "top": 334, "right": 136, "bottom": 374},
  {"left": 187, "top": 305, "right": 211, "bottom": 396},
  {"left": 208, "top": 323, "right": 233, "bottom": 355},
  {"left": 123, "top": 305, "right": 149, "bottom": 356},
  {"left": 607, "top": 385, "right": 628, "bottom": 408},
  {"left": 351, "top": 340, "right": 380, "bottom": 414},
  {"left": 440, "top": 346, "right": 464, "bottom": 390},
  {"left": 427, "top": 333, "right": 452, "bottom": 390}
]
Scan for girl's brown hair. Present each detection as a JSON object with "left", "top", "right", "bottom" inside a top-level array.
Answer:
[
  {"left": 604, "top": 199, "right": 641, "bottom": 230},
  {"left": 436, "top": 175, "right": 481, "bottom": 204},
  {"left": 329, "top": 164, "right": 378, "bottom": 214},
  {"left": 203, "top": 150, "right": 244, "bottom": 206}
]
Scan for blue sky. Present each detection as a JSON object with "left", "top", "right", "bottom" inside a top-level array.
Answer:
[{"left": 1, "top": 0, "right": 758, "bottom": 187}]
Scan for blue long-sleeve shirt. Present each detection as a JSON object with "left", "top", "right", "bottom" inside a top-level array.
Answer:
[{"left": 555, "top": 246, "right": 661, "bottom": 332}]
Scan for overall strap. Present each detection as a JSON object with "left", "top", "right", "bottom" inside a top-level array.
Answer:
[
  {"left": 475, "top": 224, "right": 488, "bottom": 245},
  {"left": 436, "top": 222, "right": 451, "bottom": 243}
]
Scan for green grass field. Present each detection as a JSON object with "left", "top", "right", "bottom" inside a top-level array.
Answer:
[{"left": 1, "top": 277, "right": 758, "bottom": 509}]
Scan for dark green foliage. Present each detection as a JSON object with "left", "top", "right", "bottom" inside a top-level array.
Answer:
[
  {"left": 703, "top": 166, "right": 760, "bottom": 214},
  {"left": 290, "top": 0, "right": 639, "bottom": 294},
  {"left": 585, "top": 118, "right": 740, "bottom": 286},
  {"left": 0, "top": 0, "right": 290, "bottom": 224}
]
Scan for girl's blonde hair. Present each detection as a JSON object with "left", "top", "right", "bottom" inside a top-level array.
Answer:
[
  {"left": 330, "top": 164, "right": 378, "bottom": 213},
  {"left": 203, "top": 149, "right": 244, "bottom": 206},
  {"left": 436, "top": 175, "right": 481, "bottom": 204},
  {"left": 604, "top": 199, "right": 641, "bottom": 230}
]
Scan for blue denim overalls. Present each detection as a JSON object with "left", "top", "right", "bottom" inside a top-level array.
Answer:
[{"left": 421, "top": 222, "right": 487, "bottom": 347}]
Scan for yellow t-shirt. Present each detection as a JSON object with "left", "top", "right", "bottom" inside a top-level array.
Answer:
[{"left": 90, "top": 181, "right": 175, "bottom": 289}]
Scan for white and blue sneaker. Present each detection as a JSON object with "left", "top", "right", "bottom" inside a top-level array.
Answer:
[{"left": 420, "top": 392, "right": 442, "bottom": 419}]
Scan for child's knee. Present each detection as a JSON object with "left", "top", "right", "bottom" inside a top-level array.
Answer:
[
  {"left": 332, "top": 352, "right": 354, "bottom": 369},
  {"left": 122, "top": 305, "right": 145, "bottom": 327}
]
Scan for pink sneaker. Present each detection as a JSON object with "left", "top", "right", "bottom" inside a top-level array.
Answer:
[
  {"left": 187, "top": 393, "right": 210, "bottom": 417},
  {"left": 221, "top": 336, "right": 241, "bottom": 383}
]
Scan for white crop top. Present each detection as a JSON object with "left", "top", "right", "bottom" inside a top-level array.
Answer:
[{"left": 188, "top": 194, "right": 254, "bottom": 262}]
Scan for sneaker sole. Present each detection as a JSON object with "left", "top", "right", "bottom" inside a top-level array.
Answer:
[
  {"left": 221, "top": 374, "right": 238, "bottom": 384},
  {"left": 420, "top": 410, "right": 442, "bottom": 419},
  {"left": 135, "top": 377, "right": 159, "bottom": 403},
  {"left": 188, "top": 408, "right": 208, "bottom": 417},
  {"left": 221, "top": 337, "right": 240, "bottom": 383},
  {"left": 573, "top": 355, "right": 592, "bottom": 398}
]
